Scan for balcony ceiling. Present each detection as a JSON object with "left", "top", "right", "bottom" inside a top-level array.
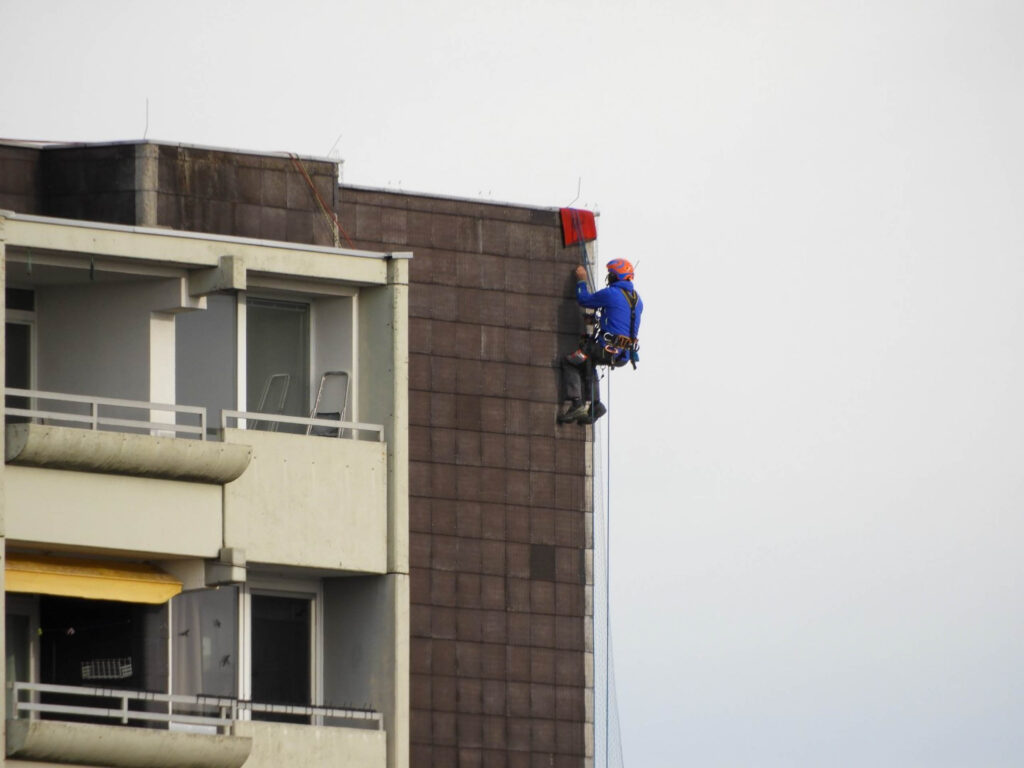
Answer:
[{"left": 5, "top": 260, "right": 178, "bottom": 289}]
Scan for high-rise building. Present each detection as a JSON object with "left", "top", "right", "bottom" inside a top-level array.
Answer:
[{"left": 0, "top": 140, "right": 595, "bottom": 768}]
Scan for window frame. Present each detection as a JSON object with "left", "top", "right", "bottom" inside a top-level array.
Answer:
[
  {"left": 239, "top": 576, "right": 323, "bottom": 719},
  {"left": 238, "top": 287, "right": 359, "bottom": 428}
]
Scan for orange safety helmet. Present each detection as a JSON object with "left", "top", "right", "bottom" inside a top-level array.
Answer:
[{"left": 606, "top": 258, "right": 635, "bottom": 281}]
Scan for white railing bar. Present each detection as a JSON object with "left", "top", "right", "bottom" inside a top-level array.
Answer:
[
  {"left": 5, "top": 389, "right": 206, "bottom": 440},
  {"left": 221, "top": 410, "right": 384, "bottom": 441},
  {"left": 95, "top": 417, "right": 204, "bottom": 435},
  {"left": 5, "top": 408, "right": 96, "bottom": 425},
  {"left": 11, "top": 681, "right": 381, "bottom": 725},
  {"left": 13, "top": 681, "right": 237, "bottom": 707},
  {"left": 6, "top": 388, "right": 205, "bottom": 416},
  {"left": 246, "top": 702, "right": 381, "bottom": 722},
  {"left": 16, "top": 702, "right": 230, "bottom": 728},
  {"left": 5, "top": 410, "right": 204, "bottom": 438}
]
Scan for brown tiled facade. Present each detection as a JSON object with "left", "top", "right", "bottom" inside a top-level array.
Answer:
[
  {"left": 0, "top": 141, "right": 594, "bottom": 767},
  {"left": 337, "top": 187, "right": 592, "bottom": 768},
  {"left": 0, "top": 142, "right": 338, "bottom": 245}
]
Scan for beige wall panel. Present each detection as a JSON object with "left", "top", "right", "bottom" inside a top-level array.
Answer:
[
  {"left": 323, "top": 573, "right": 409, "bottom": 768},
  {"left": 4, "top": 466, "right": 221, "bottom": 557},
  {"left": 233, "top": 721, "right": 385, "bottom": 768},
  {"left": 222, "top": 429, "right": 387, "bottom": 572}
]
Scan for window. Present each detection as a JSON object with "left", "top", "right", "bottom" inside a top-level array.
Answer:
[
  {"left": 250, "top": 594, "right": 312, "bottom": 722},
  {"left": 5, "top": 595, "right": 38, "bottom": 718},
  {"left": 6, "top": 288, "right": 35, "bottom": 424},
  {"left": 171, "top": 587, "right": 239, "bottom": 699},
  {"left": 246, "top": 298, "right": 310, "bottom": 430},
  {"left": 36, "top": 596, "right": 167, "bottom": 725}
]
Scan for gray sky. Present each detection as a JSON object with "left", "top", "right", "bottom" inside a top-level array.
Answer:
[{"left": 4, "top": 1, "right": 1024, "bottom": 765}]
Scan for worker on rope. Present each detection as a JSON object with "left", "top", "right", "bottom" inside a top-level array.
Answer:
[{"left": 558, "top": 258, "right": 643, "bottom": 424}]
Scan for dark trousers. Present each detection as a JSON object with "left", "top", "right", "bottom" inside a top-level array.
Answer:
[{"left": 561, "top": 341, "right": 614, "bottom": 404}]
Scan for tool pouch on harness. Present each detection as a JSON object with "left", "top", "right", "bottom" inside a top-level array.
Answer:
[{"left": 574, "top": 334, "right": 629, "bottom": 368}]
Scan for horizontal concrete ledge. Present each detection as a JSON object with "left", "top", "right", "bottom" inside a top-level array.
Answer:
[
  {"left": 6, "top": 424, "right": 252, "bottom": 484},
  {"left": 6, "top": 720, "right": 252, "bottom": 768}
]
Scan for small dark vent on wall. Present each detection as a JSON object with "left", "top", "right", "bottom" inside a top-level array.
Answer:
[{"left": 529, "top": 544, "right": 555, "bottom": 581}]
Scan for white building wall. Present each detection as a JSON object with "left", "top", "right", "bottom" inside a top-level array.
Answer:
[
  {"left": 35, "top": 278, "right": 199, "bottom": 404},
  {"left": 176, "top": 293, "right": 237, "bottom": 424}
]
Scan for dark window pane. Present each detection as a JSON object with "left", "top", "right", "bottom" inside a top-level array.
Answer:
[
  {"left": 6, "top": 288, "right": 35, "bottom": 311},
  {"left": 251, "top": 594, "right": 310, "bottom": 722},
  {"left": 38, "top": 596, "right": 167, "bottom": 726},
  {"left": 246, "top": 299, "right": 310, "bottom": 433},
  {"left": 6, "top": 322, "right": 31, "bottom": 424}
]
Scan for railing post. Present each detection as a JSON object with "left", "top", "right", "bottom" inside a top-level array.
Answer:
[
  {"left": 121, "top": 694, "right": 129, "bottom": 724},
  {"left": 91, "top": 401, "right": 99, "bottom": 431}
]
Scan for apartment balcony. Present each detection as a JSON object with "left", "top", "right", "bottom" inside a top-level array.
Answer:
[
  {"left": 6, "top": 682, "right": 384, "bottom": 768},
  {"left": 220, "top": 411, "right": 387, "bottom": 573},
  {"left": 1, "top": 211, "right": 407, "bottom": 768},
  {"left": 3, "top": 389, "right": 388, "bottom": 572},
  {"left": 3, "top": 389, "right": 248, "bottom": 558}
]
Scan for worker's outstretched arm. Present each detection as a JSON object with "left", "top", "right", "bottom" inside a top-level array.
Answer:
[{"left": 574, "top": 265, "right": 611, "bottom": 309}]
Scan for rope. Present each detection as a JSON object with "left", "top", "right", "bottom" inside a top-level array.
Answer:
[
  {"left": 592, "top": 365, "right": 625, "bottom": 767},
  {"left": 602, "top": 370, "right": 610, "bottom": 765},
  {"left": 288, "top": 153, "right": 355, "bottom": 248},
  {"left": 605, "top": 369, "right": 612, "bottom": 767},
  {"left": 570, "top": 208, "right": 599, "bottom": 288},
  {"left": 568, "top": 209, "right": 624, "bottom": 764},
  {"left": 606, "top": 369, "right": 626, "bottom": 766}
]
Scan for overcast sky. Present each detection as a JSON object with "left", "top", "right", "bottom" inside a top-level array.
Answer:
[{"left": 3, "top": 1, "right": 1024, "bottom": 765}]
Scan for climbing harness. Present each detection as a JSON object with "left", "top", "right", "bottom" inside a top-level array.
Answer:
[{"left": 585, "top": 286, "right": 640, "bottom": 370}]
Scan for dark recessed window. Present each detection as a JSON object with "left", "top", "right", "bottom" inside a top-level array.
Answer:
[
  {"left": 251, "top": 594, "right": 311, "bottom": 723},
  {"left": 6, "top": 289, "right": 35, "bottom": 312}
]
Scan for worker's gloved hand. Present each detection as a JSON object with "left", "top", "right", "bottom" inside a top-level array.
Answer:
[{"left": 574, "top": 265, "right": 587, "bottom": 281}]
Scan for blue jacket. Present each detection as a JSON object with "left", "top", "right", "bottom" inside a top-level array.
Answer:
[{"left": 575, "top": 279, "right": 643, "bottom": 341}]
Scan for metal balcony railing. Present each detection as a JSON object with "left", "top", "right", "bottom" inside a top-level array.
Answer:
[
  {"left": 9, "top": 681, "right": 383, "bottom": 731},
  {"left": 221, "top": 410, "right": 384, "bottom": 442},
  {"left": 2, "top": 389, "right": 384, "bottom": 443},
  {"left": 5, "top": 388, "right": 206, "bottom": 440}
]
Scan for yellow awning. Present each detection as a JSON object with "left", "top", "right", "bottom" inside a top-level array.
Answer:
[{"left": 5, "top": 554, "right": 182, "bottom": 604}]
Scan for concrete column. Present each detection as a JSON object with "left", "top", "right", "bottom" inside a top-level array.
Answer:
[
  {"left": 0, "top": 216, "right": 8, "bottom": 737},
  {"left": 354, "top": 254, "right": 409, "bottom": 768},
  {"left": 358, "top": 255, "right": 410, "bottom": 576},
  {"left": 385, "top": 259, "right": 409, "bottom": 768},
  {"left": 135, "top": 143, "right": 160, "bottom": 227},
  {"left": 385, "top": 257, "right": 409, "bottom": 576},
  {"left": 0, "top": 217, "right": 6, "bottom": 534},
  {"left": 150, "top": 312, "right": 176, "bottom": 429}
]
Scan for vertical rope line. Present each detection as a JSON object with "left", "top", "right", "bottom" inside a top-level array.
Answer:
[{"left": 605, "top": 368, "right": 612, "bottom": 768}]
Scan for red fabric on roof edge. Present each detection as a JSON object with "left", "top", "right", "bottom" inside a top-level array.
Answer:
[{"left": 560, "top": 208, "right": 597, "bottom": 246}]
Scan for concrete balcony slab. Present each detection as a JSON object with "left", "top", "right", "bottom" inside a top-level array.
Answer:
[
  {"left": 6, "top": 720, "right": 251, "bottom": 768},
  {"left": 222, "top": 429, "right": 387, "bottom": 572},
  {"left": 6, "top": 424, "right": 252, "bottom": 484}
]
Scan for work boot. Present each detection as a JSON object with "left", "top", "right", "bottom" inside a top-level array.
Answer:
[
  {"left": 577, "top": 400, "right": 607, "bottom": 424},
  {"left": 558, "top": 400, "right": 589, "bottom": 423}
]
